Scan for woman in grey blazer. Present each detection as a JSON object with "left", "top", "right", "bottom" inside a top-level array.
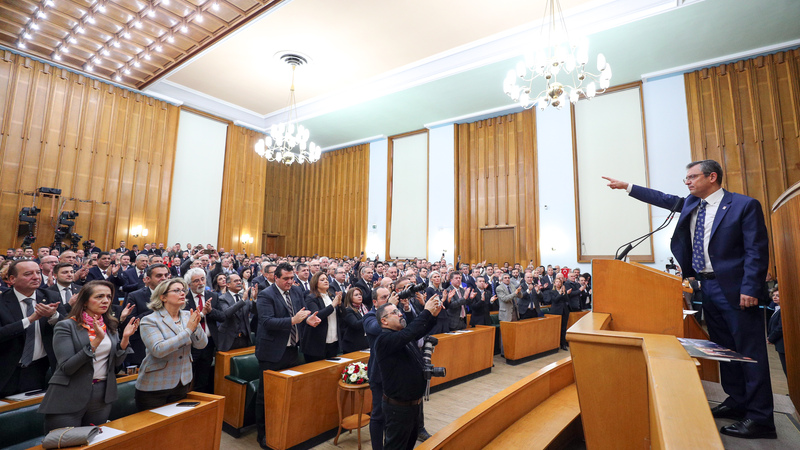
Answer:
[
  {"left": 38, "top": 280, "right": 138, "bottom": 432},
  {"left": 135, "top": 278, "right": 207, "bottom": 411}
]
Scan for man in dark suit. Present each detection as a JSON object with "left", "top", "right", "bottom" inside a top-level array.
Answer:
[
  {"left": 564, "top": 271, "right": 582, "bottom": 312},
  {"left": 0, "top": 260, "right": 66, "bottom": 396},
  {"left": 183, "top": 267, "right": 220, "bottom": 394},
  {"left": 294, "top": 263, "right": 311, "bottom": 294},
  {"left": 251, "top": 263, "right": 274, "bottom": 293},
  {"left": 85, "top": 252, "right": 124, "bottom": 299},
  {"left": 330, "top": 266, "right": 349, "bottom": 295},
  {"left": 48, "top": 263, "right": 82, "bottom": 313},
  {"left": 443, "top": 272, "right": 469, "bottom": 331},
  {"left": 122, "top": 263, "right": 170, "bottom": 366},
  {"left": 469, "top": 276, "right": 495, "bottom": 326},
  {"left": 353, "top": 266, "right": 375, "bottom": 311},
  {"left": 605, "top": 159, "right": 775, "bottom": 439},
  {"left": 518, "top": 271, "right": 543, "bottom": 319},
  {"left": 254, "top": 263, "right": 320, "bottom": 448},
  {"left": 116, "top": 240, "right": 128, "bottom": 255},
  {"left": 121, "top": 254, "right": 148, "bottom": 294},
  {"left": 213, "top": 273, "right": 253, "bottom": 352},
  {"left": 767, "top": 289, "right": 785, "bottom": 376}
]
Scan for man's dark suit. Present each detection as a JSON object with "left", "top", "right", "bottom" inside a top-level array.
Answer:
[
  {"left": 0, "top": 288, "right": 66, "bottom": 396},
  {"left": 170, "top": 265, "right": 182, "bottom": 279},
  {"left": 47, "top": 282, "right": 82, "bottom": 314},
  {"left": 564, "top": 280, "right": 582, "bottom": 311},
  {"left": 469, "top": 289, "right": 493, "bottom": 326},
  {"left": 122, "top": 286, "right": 155, "bottom": 365},
  {"left": 251, "top": 275, "right": 269, "bottom": 292},
  {"left": 121, "top": 266, "right": 145, "bottom": 294},
  {"left": 254, "top": 284, "right": 306, "bottom": 440},
  {"left": 330, "top": 280, "right": 348, "bottom": 296},
  {"left": 85, "top": 266, "right": 124, "bottom": 300},
  {"left": 629, "top": 185, "right": 772, "bottom": 424},
  {"left": 767, "top": 309, "right": 785, "bottom": 375},
  {"left": 353, "top": 277, "right": 374, "bottom": 310},
  {"left": 518, "top": 284, "right": 543, "bottom": 319},
  {"left": 184, "top": 289, "right": 221, "bottom": 393},
  {"left": 213, "top": 291, "right": 252, "bottom": 352},
  {"left": 443, "top": 286, "right": 468, "bottom": 331}
]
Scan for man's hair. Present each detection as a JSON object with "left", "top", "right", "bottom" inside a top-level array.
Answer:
[
  {"left": 274, "top": 262, "right": 294, "bottom": 279},
  {"left": 687, "top": 159, "right": 723, "bottom": 186},
  {"left": 8, "top": 259, "right": 35, "bottom": 277},
  {"left": 146, "top": 263, "right": 169, "bottom": 278},
  {"left": 54, "top": 262, "right": 73, "bottom": 274},
  {"left": 98, "top": 251, "right": 110, "bottom": 258},
  {"left": 377, "top": 303, "right": 393, "bottom": 321},
  {"left": 360, "top": 266, "right": 372, "bottom": 275},
  {"left": 449, "top": 271, "right": 462, "bottom": 281}
]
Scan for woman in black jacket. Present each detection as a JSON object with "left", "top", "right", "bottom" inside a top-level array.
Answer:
[
  {"left": 425, "top": 271, "right": 449, "bottom": 334},
  {"left": 340, "top": 287, "right": 369, "bottom": 353},
  {"left": 302, "top": 272, "right": 342, "bottom": 362},
  {"left": 543, "top": 276, "right": 570, "bottom": 350}
]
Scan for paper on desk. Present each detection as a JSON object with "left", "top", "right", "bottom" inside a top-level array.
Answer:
[
  {"left": 150, "top": 403, "right": 198, "bottom": 417},
  {"left": 456, "top": 329, "right": 472, "bottom": 333},
  {"left": 6, "top": 390, "right": 46, "bottom": 401},
  {"left": 0, "top": 400, "right": 10, "bottom": 406},
  {"left": 88, "top": 426, "right": 126, "bottom": 444},
  {"left": 280, "top": 369, "right": 303, "bottom": 376},
  {"left": 683, "top": 310, "right": 699, "bottom": 319},
  {"left": 359, "top": 349, "right": 370, "bottom": 354}
]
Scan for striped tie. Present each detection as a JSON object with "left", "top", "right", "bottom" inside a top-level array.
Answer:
[{"left": 284, "top": 292, "right": 298, "bottom": 345}]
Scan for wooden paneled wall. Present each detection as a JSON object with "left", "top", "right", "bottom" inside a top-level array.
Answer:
[
  {"left": 217, "top": 125, "right": 267, "bottom": 254},
  {"left": 0, "top": 51, "right": 179, "bottom": 252},
  {"left": 262, "top": 144, "right": 370, "bottom": 258},
  {"left": 685, "top": 47, "right": 800, "bottom": 271},
  {"left": 454, "top": 109, "right": 540, "bottom": 265}
]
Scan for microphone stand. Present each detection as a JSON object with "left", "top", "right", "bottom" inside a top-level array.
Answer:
[{"left": 615, "top": 199, "right": 682, "bottom": 261}]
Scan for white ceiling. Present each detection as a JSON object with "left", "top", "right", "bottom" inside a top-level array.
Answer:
[{"left": 144, "top": 0, "right": 800, "bottom": 149}]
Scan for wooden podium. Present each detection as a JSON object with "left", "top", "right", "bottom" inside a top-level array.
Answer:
[
  {"left": 770, "top": 181, "right": 800, "bottom": 409},
  {"left": 567, "top": 259, "right": 723, "bottom": 449}
]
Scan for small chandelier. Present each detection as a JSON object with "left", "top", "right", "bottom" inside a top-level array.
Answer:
[
  {"left": 255, "top": 54, "right": 321, "bottom": 165},
  {"left": 503, "top": 0, "right": 612, "bottom": 110}
]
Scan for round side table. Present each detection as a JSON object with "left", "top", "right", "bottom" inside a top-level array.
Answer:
[{"left": 334, "top": 380, "right": 371, "bottom": 449}]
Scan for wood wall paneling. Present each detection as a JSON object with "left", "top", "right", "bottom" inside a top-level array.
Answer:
[
  {"left": 0, "top": 52, "right": 179, "bottom": 252},
  {"left": 217, "top": 125, "right": 267, "bottom": 255},
  {"left": 261, "top": 144, "right": 370, "bottom": 258},
  {"left": 454, "top": 109, "right": 539, "bottom": 265},
  {"left": 685, "top": 48, "right": 800, "bottom": 271}
]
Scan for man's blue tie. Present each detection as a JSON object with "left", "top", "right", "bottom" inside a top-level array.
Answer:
[{"left": 692, "top": 200, "right": 708, "bottom": 273}]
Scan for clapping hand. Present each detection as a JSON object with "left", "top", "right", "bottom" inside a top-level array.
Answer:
[
  {"left": 202, "top": 297, "right": 213, "bottom": 315},
  {"left": 187, "top": 309, "right": 202, "bottom": 332},
  {"left": 490, "top": 295, "right": 497, "bottom": 304},
  {"left": 91, "top": 319, "right": 106, "bottom": 349},
  {"left": 120, "top": 303, "right": 135, "bottom": 322},
  {"left": 122, "top": 317, "right": 140, "bottom": 339},
  {"left": 292, "top": 307, "right": 311, "bottom": 324},
  {"left": 306, "top": 311, "right": 322, "bottom": 327},
  {"left": 332, "top": 290, "right": 343, "bottom": 308}
]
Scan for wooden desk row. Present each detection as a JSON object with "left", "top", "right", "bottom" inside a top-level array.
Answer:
[
  {"left": 499, "top": 316, "right": 560, "bottom": 362},
  {"left": 27, "top": 392, "right": 225, "bottom": 450}
]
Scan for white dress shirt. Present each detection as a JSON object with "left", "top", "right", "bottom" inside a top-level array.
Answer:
[{"left": 13, "top": 289, "right": 51, "bottom": 362}]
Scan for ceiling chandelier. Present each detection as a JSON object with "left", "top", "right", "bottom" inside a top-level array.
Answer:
[
  {"left": 255, "top": 54, "right": 321, "bottom": 165},
  {"left": 503, "top": 0, "right": 612, "bottom": 110}
]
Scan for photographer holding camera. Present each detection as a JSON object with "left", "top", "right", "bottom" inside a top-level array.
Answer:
[{"left": 374, "top": 295, "right": 443, "bottom": 450}]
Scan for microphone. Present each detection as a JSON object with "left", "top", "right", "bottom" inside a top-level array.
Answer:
[{"left": 615, "top": 197, "right": 682, "bottom": 261}]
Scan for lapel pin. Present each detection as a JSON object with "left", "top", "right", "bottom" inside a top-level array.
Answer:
[{"left": 722, "top": 206, "right": 727, "bottom": 210}]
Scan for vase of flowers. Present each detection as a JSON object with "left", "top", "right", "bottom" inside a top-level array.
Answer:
[{"left": 341, "top": 361, "right": 369, "bottom": 385}]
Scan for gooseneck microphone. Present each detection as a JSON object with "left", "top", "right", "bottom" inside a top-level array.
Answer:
[{"left": 615, "top": 197, "right": 682, "bottom": 261}]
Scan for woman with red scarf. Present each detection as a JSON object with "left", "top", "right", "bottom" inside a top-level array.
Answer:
[{"left": 38, "top": 280, "right": 139, "bottom": 432}]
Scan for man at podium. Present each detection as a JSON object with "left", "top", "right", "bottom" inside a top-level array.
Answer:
[{"left": 604, "top": 159, "right": 776, "bottom": 440}]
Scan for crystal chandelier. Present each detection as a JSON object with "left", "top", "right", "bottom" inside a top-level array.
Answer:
[
  {"left": 255, "top": 54, "right": 321, "bottom": 165},
  {"left": 503, "top": 0, "right": 612, "bottom": 110}
]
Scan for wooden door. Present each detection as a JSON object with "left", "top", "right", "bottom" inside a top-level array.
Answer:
[{"left": 481, "top": 227, "right": 516, "bottom": 265}]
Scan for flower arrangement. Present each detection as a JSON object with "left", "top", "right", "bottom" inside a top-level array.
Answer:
[{"left": 341, "top": 361, "right": 369, "bottom": 385}]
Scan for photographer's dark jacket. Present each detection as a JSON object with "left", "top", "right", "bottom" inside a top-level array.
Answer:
[{"left": 374, "top": 309, "right": 436, "bottom": 402}]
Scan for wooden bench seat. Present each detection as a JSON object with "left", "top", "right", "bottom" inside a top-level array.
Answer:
[{"left": 484, "top": 384, "right": 579, "bottom": 450}]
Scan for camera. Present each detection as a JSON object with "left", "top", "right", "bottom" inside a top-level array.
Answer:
[
  {"left": 421, "top": 336, "right": 446, "bottom": 380},
  {"left": 398, "top": 282, "right": 427, "bottom": 300},
  {"left": 665, "top": 257, "right": 678, "bottom": 273}
]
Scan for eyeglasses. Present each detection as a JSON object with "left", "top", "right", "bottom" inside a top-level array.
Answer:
[
  {"left": 167, "top": 288, "right": 187, "bottom": 295},
  {"left": 683, "top": 173, "right": 706, "bottom": 183}
]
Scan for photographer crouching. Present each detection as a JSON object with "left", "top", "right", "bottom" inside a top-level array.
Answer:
[{"left": 374, "top": 296, "right": 443, "bottom": 450}]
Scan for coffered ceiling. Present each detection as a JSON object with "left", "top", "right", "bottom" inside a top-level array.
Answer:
[{"left": 3, "top": 0, "right": 800, "bottom": 150}]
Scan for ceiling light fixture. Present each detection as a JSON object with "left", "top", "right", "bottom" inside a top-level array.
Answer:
[
  {"left": 503, "top": 0, "right": 612, "bottom": 110},
  {"left": 254, "top": 54, "right": 320, "bottom": 165}
]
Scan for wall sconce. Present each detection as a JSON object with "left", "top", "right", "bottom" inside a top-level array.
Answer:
[
  {"left": 241, "top": 234, "right": 254, "bottom": 244},
  {"left": 131, "top": 225, "right": 149, "bottom": 237}
]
